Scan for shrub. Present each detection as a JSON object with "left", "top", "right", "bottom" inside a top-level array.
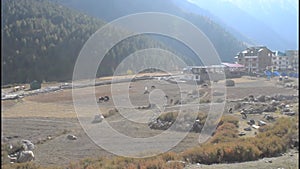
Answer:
[
  {"left": 102, "top": 108, "right": 118, "bottom": 118},
  {"left": 225, "top": 79, "right": 235, "bottom": 86},
  {"left": 199, "top": 98, "right": 210, "bottom": 104},
  {"left": 158, "top": 112, "right": 178, "bottom": 122},
  {"left": 218, "top": 115, "right": 239, "bottom": 128},
  {"left": 210, "top": 123, "right": 238, "bottom": 143}
]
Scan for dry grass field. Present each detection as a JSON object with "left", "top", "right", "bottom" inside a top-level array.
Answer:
[{"left": 1, "top": 76, "right": 298, "bottom": 168}]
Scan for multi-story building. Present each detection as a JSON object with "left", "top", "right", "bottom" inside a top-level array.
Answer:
[
  {"left": 272, "top": 51, "right": 289, "bottom": 71},
  {"left": 286, "top": 50, "right": 298, "bottom": 71},
  {"left": 235, "top": 46, "right": 273, "bottom": 73}
]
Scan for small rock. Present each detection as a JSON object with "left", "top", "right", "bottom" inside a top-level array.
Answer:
[
  {"left": 265, "top": 160, "right": 272, "bottom": 163},
  {"left": 256, "top": 95, "right": 266, "bottom": 102},
  {"left": 67, "top": 135, "right": 77, "bottom": 140}
]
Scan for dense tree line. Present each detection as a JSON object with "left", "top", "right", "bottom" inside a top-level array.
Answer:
[
  {"left": 2, "top": 0, "right": 246, "bottom": 85},
  {"left": 2, "top": 0, "right": 188, "bottom": 85},
  {"left": 2, "top": 0, "right": 103, "bottom": 84}
]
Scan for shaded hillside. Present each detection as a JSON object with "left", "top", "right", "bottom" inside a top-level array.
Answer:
[
  {"left": 2, "top": 0, "right": 104, "bottom": 84},
  {"left": 2, "top": 0, "right": 193, "bottom": 85},
  {"left": 52, "top": 0, "right": 247, "bottom": 62}
]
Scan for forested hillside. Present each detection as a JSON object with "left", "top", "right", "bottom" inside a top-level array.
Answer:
[
  {"left": 2, "top": 0, "right": 247, "bottom": 85},
  {"left": 2, "top": 0, "right": 104, "bottom": 84},
  {"left": 54, "top": 0, "right": 247, "bottom": 61},
  {"left": 2, "top": 0, "right": 188, "bottom": 85}
]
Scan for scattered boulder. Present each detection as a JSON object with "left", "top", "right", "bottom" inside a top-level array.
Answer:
[
  {"left": 9, "top": 151, "right": 35, "bottom": 163},
  {"left": 284, "top": 83, "right": 293, "bottom": 88},
  {"left": 225, "top": 79, "right": 235, "bottom": 87},
  {"left": 238, "top": 132, "right": 246, "bottom": 136},
  {"left": 137, "top": 104, "right": 153, "bottom": 109},
  {"left": 264, "top": 114, "right": 275, "bottom": 121},
  {"left": 67, "top": 135, "right": 77, "bottom": 140},
  {"left": 263, "top": 105, "right": 276, "bottom": 112},
  {"left": 256, "top": 95, "right": 266, "bottom": 102},
  {"left": 92, "top": 114, "right": 104, "bottom": 123},
  {"left": 282, "top": 108, "right": 290, "bottom": 112},
  {"left": 258, "top": 120, "right": 266, "bottom": 126},
  {"left": 234, "top": 103, "right": 242, "bottom": 110},
  {"left": 283, "top": 112, "right": 296, "bottom": 116},
  {"left": 7, "top": 140, "right": 35, "bottom": 163},
  {"left": 271, "top": 100, "right": 280, "bottom": 106},
  {"left": 247, "top": 119, "right": 255, "bottom": 125},
  {"left": 212, "top": 91, "right": 224, "bottom": 96},
  {"left": 248, "top": 95, "right": 255, "bottom": 102}
]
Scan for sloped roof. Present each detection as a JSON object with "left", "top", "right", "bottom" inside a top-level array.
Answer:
[{"left": 222, "top": 62, "right": 244, "bottom": 68}]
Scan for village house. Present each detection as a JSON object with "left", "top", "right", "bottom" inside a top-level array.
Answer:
[
  {"left": 286, "top": 50, "right": 298, "bottom": 71},
  {"left": 272, "top": 51, "right": 290, "bottom": 71},
  {"left": 182, "top": 63, "right": 244, "bottom": 83},
  {"left": 235, "top": 46, "right": 273, "bottom": 73}
]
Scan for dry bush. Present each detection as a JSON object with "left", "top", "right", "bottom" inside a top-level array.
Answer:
[
  {"left": 102, "top": 108, "right": 118, "bottom": 118},
  {"left": 225, "top": 79, "right": 235, "bottom": 86},
  {"left": 158, "top": 112, "right": 178, "bottom": 122},
  {"left": 182, "top": 141, "right": 261, "bottom": 164},
  {"left": 210, "top": 123, "right": 238, "bottom": 144},
  {"left": 218, "top": 115, "right": 239, "bottom": 128}
]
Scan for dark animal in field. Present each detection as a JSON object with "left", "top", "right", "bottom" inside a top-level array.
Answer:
[
  {"left": 104, "top": 96, "right": 109, "bottom": 102},
  {"left": 240, "top": 111, "right": 247, "bottom": 119},
  {"left": 98, "top": 97, "right": 105, "bottom": 103},
  {"left": 151, "top": 85, "right": 156, "bottom": 89},
  {"left": 98, "top": 96, "right": 109, "bottom": 103}
]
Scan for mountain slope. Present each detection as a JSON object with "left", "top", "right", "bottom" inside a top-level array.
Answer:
[
  {"left": 52, "top": 0, "right": 247, "bottom": 62},
  {"left": 1, "top": 0, "right": 197, "bottom": 85},
  {"left": 2, "top": 0, "right": 105, "bottom": 84},
  {"left": 171, "top": 0, "right": 256, "bottom": 47},
  {"left": 186, "top": 0, "right": 298, "bottom": 51}
]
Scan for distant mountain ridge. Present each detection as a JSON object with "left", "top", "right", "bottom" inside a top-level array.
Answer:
[{"left": 186, "top": 0, "right": 298, "bottom": 51}]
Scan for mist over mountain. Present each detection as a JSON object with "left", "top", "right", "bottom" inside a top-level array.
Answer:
[{"left": 186, "top": 0, "right": 298, "bottom": 51}]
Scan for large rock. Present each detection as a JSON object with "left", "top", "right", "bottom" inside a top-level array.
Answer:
[
  {"left": 225, "top": 79, "right": 235, "bottom": 87},
  {"left": 256, "top": 95, "right": 266, "bottom": 102},
  {"left": 92, "top": 114, "right": 104, "bottom": 123}
]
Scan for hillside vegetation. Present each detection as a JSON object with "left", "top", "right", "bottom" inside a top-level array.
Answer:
[
  {"left": 2, "top": 0, "right": 103, "bottom": 84},
  {"left": 2, "top": 0, "right": 247, "bottom": 85}
]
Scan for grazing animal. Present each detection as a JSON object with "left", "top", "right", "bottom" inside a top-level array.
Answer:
[
  {"left": 240, "top": 110, "right": 247, "bottom": 119},
  {"left": 98, "top": 97, "right": 105, "bottom": 103},
  {"left": 170, "top": 99, "right": 173, "bottom": 105},
  {"left": 104, "top": 96, "right": 109, "bottom": 102},
  {"left": 151, "top": 85, "right": 156, "bottom": 89}
]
